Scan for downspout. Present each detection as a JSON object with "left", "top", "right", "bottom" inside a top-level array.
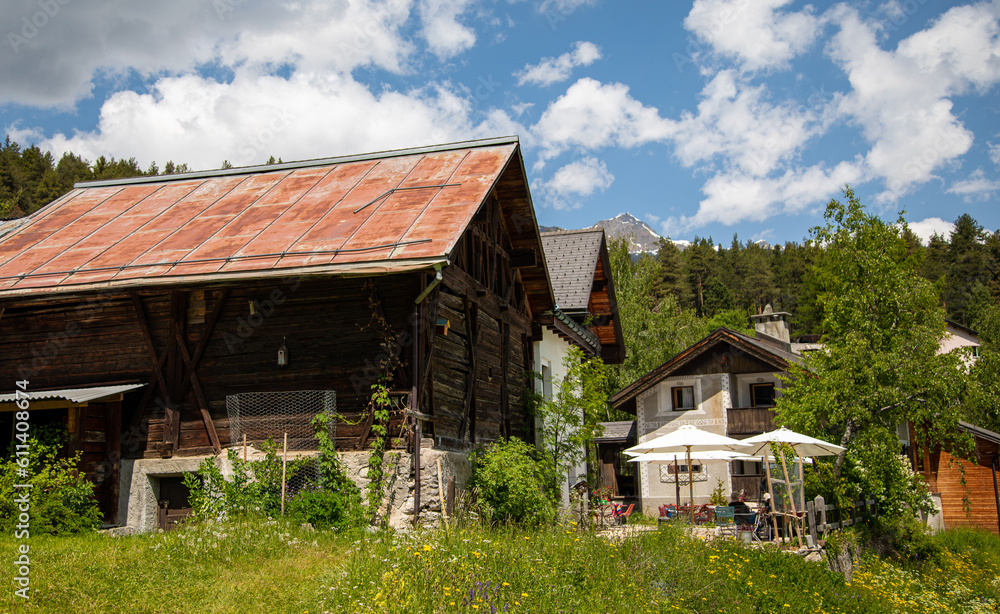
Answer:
[
  {"left": 993, "top": 453, "right": 999, "bottom": 536},
  {"left": 411, "top": 263, "right": 444, "bottom": 526}
]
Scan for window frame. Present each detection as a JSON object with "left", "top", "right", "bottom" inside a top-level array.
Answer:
[
  {"left": 749, "top": 382, "right": 776, "bottom": 407},
  {"left": 671, "top": 385, "right": 695, "bottom": 411}
]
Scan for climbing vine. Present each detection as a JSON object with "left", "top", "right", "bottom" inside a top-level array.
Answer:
[{"left": 361, "top": 280, "right": 404, "bottom": 522}]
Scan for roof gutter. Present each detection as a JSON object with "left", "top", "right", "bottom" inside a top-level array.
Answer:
[{"left": 548, "top": 306, "right": 601, "bottom": 354}]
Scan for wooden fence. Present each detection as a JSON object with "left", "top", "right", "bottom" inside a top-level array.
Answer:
[{"left": 805, "top": 495, "right": 878, "bottom": 545}]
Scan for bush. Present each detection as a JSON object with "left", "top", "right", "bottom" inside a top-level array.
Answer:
[
  {"left": 470, "top": 438, "right": 554, "bottom": 527},
  {"left": 184, "top": 422, "right": 364, "bottom": 530},
  {"left": 0, "top": 426, "right": 101, "bottom": 535},
  {"left": 858, "top": 514, "right": 942, "bottom": 564}
]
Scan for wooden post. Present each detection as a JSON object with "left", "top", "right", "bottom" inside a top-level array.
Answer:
[
  {"left": 674, "top": 455, "right": 681, "bottom": 510},
  {"left": 777, "top": 449, "right": 803, "bottom": 548},
  {"left": 412, "top": 303, "right": 421, "bottom": 526},
  {"left": 816, "top": 495, "right": 827, "bottom": 538},
  {"left": 437, "top": 456, "right": 448, "bottom": 530},
  {"left": 280, "top": 432, "right": 288, "bottom": 516},
  {"left": 764, "top": 456, "right": 779, "bottom": 541},
  {"left": 446, "top": 476, "right": 456, "bottom": 519},
  {"left": 243, "top": 434, "right": 247, "bottom": 462},
  {"left": 686, "top": 447, "right": 695, "bottom": 523},
  {"left": 798, "top": 452, "right": 806, "bottom": 543},
  {"left": 807, "top": 499, "right": 818, "bottom": 547}
]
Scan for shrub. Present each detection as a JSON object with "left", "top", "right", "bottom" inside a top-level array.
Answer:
[
  {"left": 858, "top": 514, "right": 942, "bottom": 564},
  {"left": 184, "top": 419, "right": 364, "bottom": 530},
  {"left": 470, "top": 438, "right": 554, "bottom": 527},
  {"left": 0, "top": 425, "right": 101, "bottom": 535}
]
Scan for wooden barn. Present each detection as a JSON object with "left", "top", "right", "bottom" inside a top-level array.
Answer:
[
  {"left": 911, "top": 421, "right": 1000, "bottom": 535},
  {"left": 0, "top": 136, "right": 563, "bottom": 527}
]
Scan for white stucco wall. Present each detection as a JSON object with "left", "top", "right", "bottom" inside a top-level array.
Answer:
[
  {"left": 636, "top": 374, "right": 732, "bottom": 513},
  {"left": 533, "top": 327, "right": 588, "bottom": 508}
]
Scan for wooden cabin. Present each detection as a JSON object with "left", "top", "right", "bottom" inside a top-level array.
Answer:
[
  {"left": 0, "top": 137, "right": 562, "bottom": 525},
  {"left": 911, "top": 421, "right": 1000, "bottom": 535},
  {"left": 610, "top": 327, "right": 799, "bottom": 513}
]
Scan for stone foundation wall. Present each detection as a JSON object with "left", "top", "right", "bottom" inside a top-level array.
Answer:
[{"left": 117, "top": 441, "right": 473, "bottom": 533}]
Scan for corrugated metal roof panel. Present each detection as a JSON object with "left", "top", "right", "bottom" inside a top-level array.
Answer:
[
  {"left": 0, "top": 138, "right": 521, "bottom": 297},
  {"left": 0, "top": 383, "right": 145, "bottom": 404}
]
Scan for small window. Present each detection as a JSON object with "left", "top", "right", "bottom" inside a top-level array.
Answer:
[
  {"left": 671, "top": 386, "right": 695, "bottom": 410},
  {"left": 667, "top": 463, "right": 702, "bottom": 474},
  {"left": 750, "top": 383, "right": 775, "bottom": 407}
]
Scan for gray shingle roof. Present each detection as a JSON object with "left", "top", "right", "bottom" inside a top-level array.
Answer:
[
  {"left": 595, "top": 420, "right": 636, "bottom": 442},
  {"left": 540, "top": 229, "right": 604, "bottom": 312}
]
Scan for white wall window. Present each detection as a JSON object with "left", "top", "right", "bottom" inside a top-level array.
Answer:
[{"left": 671, "top": 386, "right": 695, "bottom": 410}]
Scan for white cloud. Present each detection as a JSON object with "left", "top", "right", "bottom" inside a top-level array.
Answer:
[
  {"left": 516, "top": 41, "right": 601, "bottom": 86},
  {"left": 0, "top": 0, "right": 417, "bottom": 107},
  {"left": 537, "top": 0, "right": 596, "bottom": 15},
  {"left": 418, "top": 0, "right": 476, "bottom": 59},
  {"left": 669, "top": 70, "right": 826, "bottom": 177},
  {"left": 36, "top": 70, "right": 524, "bottom": 171},
  {"left": 531, "top": 78, "right": 676, "bottom": 162},
  {"left": 947, "top": 169, "right": 1000, "bottom": 201},
  {"left": 988, "top": 142, "right": 1000, "bottom": 166},
  {"left": 826, "top": 2, "right": 1000, "bottom": 202},
  {"left": 660, "top": 160, "right": 865, "bottom": 235},
  {"left": 908, "top": 217, "right": 956, "bottom": 243},
  {"left": 543, "top": 156, "right": 614, "bottom": 203},
  {"left": 684, "top": 0, "right": 820, "bottom": 71}
]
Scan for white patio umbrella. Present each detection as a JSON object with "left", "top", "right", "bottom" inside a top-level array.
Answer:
[
  {"left": 740, "top": 427, "right": 845, "bottom": 546},
  {"left": 624, "top": 425, "right": 751, "bottom": 521}
]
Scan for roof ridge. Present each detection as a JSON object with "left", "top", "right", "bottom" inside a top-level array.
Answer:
[
  {"left": 74, "top": 135, "right": 521, "bottom": 189},
  {"left": 540, "top": 228, "right": 605, "bottom": 237}
]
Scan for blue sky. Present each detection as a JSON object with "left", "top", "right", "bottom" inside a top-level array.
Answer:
[{"left": 2, "top": 0, "right": 999, "bottom": 245}]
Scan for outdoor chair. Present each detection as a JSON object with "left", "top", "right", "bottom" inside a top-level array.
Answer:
[
  {"left": 693, "top": 504, "right": 714, "bottom": 525},
  {"left": 616, "top": 503, "right": 635, "bottom": 525},
  {"left": 714, "top": 506, "right": 737, "bottom": 538}
]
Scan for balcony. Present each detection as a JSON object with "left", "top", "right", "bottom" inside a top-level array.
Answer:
[{"left": 727, "top": 406, "right": 777, "bottom": 437}]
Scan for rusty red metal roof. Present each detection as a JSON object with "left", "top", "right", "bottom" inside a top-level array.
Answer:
[{"left": 0, "top": 137, "right": 525, "bottom": 297}]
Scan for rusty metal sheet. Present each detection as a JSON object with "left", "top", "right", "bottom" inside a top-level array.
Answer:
[{"left": 0, "top": 141, "right": 519, "bottom": 296}]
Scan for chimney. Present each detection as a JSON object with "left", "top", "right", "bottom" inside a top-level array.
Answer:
[{"left": 750, "top": 304, "right": 791, "bottom": 344}]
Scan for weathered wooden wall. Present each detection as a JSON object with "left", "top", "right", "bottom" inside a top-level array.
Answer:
[
  {"left": 0, "top": 274, "right": 420, "bottom": 458},
  {"left": 428, "top": 193, "right": 534, "bottom": 450}
]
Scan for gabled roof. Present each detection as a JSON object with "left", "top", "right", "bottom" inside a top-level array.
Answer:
[
  {"left": 610, "top": 327, "right": 800, "bottom": 412},
  {"left": 540, "top": 229, "right": 603, "bottom": 311},
  {"left": 0, "top": 136, "right": 553, "bottom": 314},
  {"left": 959, "top": 421, "right": 1000, "bottom": 446},
  {"left": 540, "top": 228, "right": 624, "bottom": 363}
]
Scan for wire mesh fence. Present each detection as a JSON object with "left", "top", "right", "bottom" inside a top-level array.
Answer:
[{"left": 226, "top": 390, "right": 336, "bottom": 497}]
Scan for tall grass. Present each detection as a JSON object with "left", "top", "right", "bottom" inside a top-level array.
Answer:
[{"left": 1, "top": 519, "right": 997, "bottom": 613}]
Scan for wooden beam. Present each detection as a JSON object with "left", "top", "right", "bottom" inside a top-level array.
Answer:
[
  {"left": 130, "top": 293, "right": 169, "bottom": 399},
  {"left": 174, "top": 329, "right": 221, "bottom": 454},
  {"left": 175, "top": 288, "right": 229, "bottom": 406},
  {"left": 458, "top": 298, "right": 478, "bottom": 442}
]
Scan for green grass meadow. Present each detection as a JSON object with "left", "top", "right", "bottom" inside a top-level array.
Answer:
[{"left": 1, "top": 519, "right": 998, "bottom": 613}]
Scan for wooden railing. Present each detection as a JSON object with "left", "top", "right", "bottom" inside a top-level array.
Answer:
[
  {"left": 727, "top": 406, "right": 777, "bottom": 437},
  {"left": 806, "top": 495, "right": 878, "bottom": 543}
]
